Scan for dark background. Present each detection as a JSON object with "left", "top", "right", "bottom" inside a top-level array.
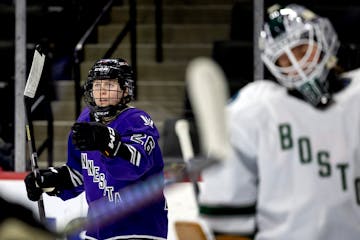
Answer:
[{"left": 2, "top": 0, "right": 360, "bottom": 143}]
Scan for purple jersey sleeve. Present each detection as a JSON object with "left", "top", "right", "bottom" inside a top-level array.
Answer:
[
  {"left": 102, "top": 108, "right": 163, "bottom": 181},
  {"left": 56, "top": 108, "right": 91, "bottom": 200}
]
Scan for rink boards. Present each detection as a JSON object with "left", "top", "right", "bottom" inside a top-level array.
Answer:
[{"left": 0, "top": 171, "right": 199, "bottom": 240}]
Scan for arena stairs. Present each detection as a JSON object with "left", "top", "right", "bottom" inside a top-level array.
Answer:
[{"left": 33, "top": 0, "right": 234, "bottom": 167}]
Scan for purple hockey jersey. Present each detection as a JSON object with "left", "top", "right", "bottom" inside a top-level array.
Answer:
[{"left": 58, "top": 107, "right": 168, "bottom": 239}]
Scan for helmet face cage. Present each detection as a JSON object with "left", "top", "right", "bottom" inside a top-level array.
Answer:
[
  {"left": 84, "top": 58, "right": 135, "bottom": 111},
  {"left": 259, "top": 4, "right": 340, "bottom": 106}
]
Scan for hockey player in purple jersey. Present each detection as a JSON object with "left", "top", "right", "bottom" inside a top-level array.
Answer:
[{"left": 24, "top": 58, "right": 168, "bottom": 239}]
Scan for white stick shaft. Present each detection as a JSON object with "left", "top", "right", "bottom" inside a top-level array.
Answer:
[
  {"left": 186, "top": 57, "right": 230, "bottom": 161},
  {"left": 175, "top": 119, "right": 194, "bottom": 163}
]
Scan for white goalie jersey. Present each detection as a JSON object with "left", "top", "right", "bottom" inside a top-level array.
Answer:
[{"left": 198, "top": 69, "right": 360, "bottom": 240}]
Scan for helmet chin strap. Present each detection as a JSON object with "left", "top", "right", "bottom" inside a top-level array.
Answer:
[
  {"left": 91, "top": 89, "right": 129, "bottom": 122},
  {"left": 92, "top": 105, "right": 118, "bottom": 122},
  {"left": 92, "top": 104, "right": 128, "bottom": 123}
]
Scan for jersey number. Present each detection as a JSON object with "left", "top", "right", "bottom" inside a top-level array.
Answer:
[{"left": 131, "top": 134, "right": 156, "bottom": 155}]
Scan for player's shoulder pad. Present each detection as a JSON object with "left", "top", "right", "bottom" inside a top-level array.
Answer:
[
  {"left": 341, "top": 67, "right": 360, "bottom": 80},
  {"left": 122, "top": 108, "right": 159, "bottom": 137},
  {"left": 229, "top": 80, "right": 284, "bottom": 108},
  {"left": 336, "top": 67, "right": 360, "bottom": 100},
  {"left": 77, "top": 107, "right": 91, "bottom": 122}
]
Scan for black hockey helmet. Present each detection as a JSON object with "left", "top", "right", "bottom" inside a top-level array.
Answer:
[{"left": 83, "top": 58, "right": 135, "bottom": 120}]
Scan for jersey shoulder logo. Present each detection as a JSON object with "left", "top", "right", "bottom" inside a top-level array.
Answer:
[{"left": 140, "top": 115, "right": 154, "bottom": 128}]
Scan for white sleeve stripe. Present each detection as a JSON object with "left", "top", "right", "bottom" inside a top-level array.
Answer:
[
  {"left": 68, "top": 167, "right": 83, "bottom": 182},
  {"left": 126, "top": 144, "right": 141, "bottom": 167},
  {"left": 66, "top": 166, "right": 84, "bottom": 187},
  {"left": 127, "top": 145, "right": 135, "bottom": 165},
  {"left": 113, "top": 141, "right": 122, "bottom": 156},
  {"left": 136, "top": 152, "right": 141, "bottom": 166},
  {"left": 70, "top": 171, "right": 82, "bottom": 186},
  {"left": 135, "top": 152, "right": 141, "bottom": 166}
]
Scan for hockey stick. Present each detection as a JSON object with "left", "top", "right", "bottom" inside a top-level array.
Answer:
[
  {"left": 44, "top": 57, "right": 229, "bottom": 239},
  {"left": 185, "top": 57, "right": 230, "bottom": 162},
  {"left": 27, "top": 56, "right": 230, "bottom": 238},
  {"left": 59, "top": 158, "right": 218, "bottom": 237},
  {"left": 175, "top": 220, "right": 251, "bottom": 240},
  {"left": 24, "top": 44, "right": 46, "bottom": 223},
  {"left": 175, "top": 119, "right": 200, "bottom": 197},
  {"left": 175, "top": 221, "right": 208, "bottom": 240}
]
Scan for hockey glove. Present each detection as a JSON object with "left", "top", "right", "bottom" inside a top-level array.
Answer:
[
  {"left": 71, "top": 122, "right": 122, "bottom": 157},
  {"left": 24, "top": 166, "right": 78, "bottom": 201},
  {"left": 24, "top": 171, "right": 44, "bottom": 201}
]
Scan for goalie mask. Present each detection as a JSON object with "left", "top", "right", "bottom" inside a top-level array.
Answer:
[
  {"left": 83, "top": 58, "right": 135, "bottom": 120},
  {"left": 259, "top": 4, "right": 340, "bottom": 107}
]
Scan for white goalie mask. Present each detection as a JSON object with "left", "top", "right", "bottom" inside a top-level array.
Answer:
[{"left": 259, "top": 4, "right": 340, "bottom": 107}]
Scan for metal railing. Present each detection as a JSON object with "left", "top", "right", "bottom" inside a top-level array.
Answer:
[
  {"left": 102, "top": 0, "right": 138, "bottom": 99},
  {"left": 73, "top": 0, "right": 164, "bottom": 117},
  {"left": 155, "top": 0, "right": 163, "bottom": 62},
  {"left": 29, "top": 93, "right": 54, "bottom": 168},
  {"left": 73, "top": 0, "right": 118, "bottom": 117}
]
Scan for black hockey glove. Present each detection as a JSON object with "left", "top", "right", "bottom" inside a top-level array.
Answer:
[
  {"left": 71, "top": 122, "right": 122, "bottom": 157},
  {"left": 24, "top": 166, "right": 76, "bottom": 201},
  {"left": 24, "top": 171, "right": 44, "bottom": 201}
]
